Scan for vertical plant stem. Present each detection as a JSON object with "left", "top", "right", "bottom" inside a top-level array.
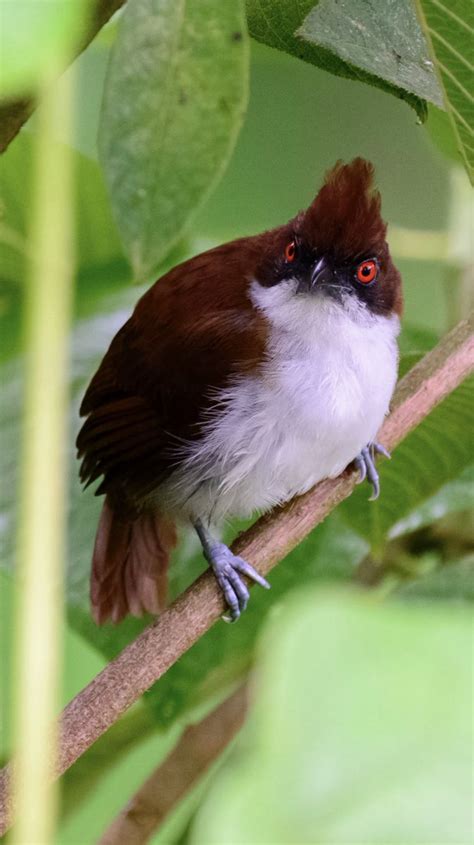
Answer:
[{"left": 11, "top": 74, "right": 75, "bottom": 844}]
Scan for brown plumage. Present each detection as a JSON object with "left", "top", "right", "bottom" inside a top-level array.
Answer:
[
  {"left": 77, "top": 158, "right": 402, "bottom": 624},
  {"left": 78, "top": 240, "right": 269, "bottom": 622}
]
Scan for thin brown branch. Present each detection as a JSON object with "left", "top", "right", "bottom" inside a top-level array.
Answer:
[
  {"left": 0, "top": 314, "right": 472, "bottom": 835},
  {"left": 98, "top": 683, "right": 248, "bottom": 845},
  {"left": 0, "top": 0, "right": 127, "bottom": 154}
]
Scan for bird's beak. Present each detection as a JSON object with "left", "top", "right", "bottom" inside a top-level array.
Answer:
[{"left": 310, "top": 256, "right": 334, "bottom": 290}]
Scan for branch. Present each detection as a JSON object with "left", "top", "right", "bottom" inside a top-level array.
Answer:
[
  {"left": 0, "top": 0, "right": 127, "bottom": 154},
  {"left": 98, "top": 683, "right": 248, "bottom": 845},
  {"left": 0, "top": 314, "right": 472, "bottom": 834}
]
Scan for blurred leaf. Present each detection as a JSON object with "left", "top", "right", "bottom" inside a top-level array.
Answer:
[
  {"left": 0, "top": 132, "right": 126, "bottom": 290},
  {"left": 416, "top": 0, "right": 474, "bottom": 185},
  {"left": 246, "top": 0, "right": 430, "bottom": 119},
  {"left": 426, "top": 105, "right": 464, "bottom": 167},
  {"left": 389, "top": 463, "right": 474, "bottom": 538},
  {"left": 395, "top": 556, "right": 474, "bottom": 603},
  {"left": 99, "top": 0, "right": 249, "bottom": 282},
  {"left": 398, "top": 320, "right": 438, "bottom": 350},
  {"left": 192, "top": 590, "right": 472, "bottom": 844},
  {"left": 340, "top": 373, "right": 474, "bottom": 549},
  {"left": 0, "top": 570, "right": 14, "bottom": 758},
  {"left": 298, "top": 0, "right": 443, "bottom": 107},
  {"left": 0, "top": 0, "right": 90, "bottom": 98}
]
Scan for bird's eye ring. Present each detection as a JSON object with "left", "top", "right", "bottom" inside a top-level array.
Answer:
[
  {"left": 356, "top": 259, "right": 378, "bottom": 285},
  {"left": 285, "top": 241, "right": 297, "bottom": 262}
]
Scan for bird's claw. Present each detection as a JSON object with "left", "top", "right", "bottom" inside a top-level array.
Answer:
[
  {"left": 209, "top": 542, "right": 270, "bottom": 623},
  {"left": 354, "top": 441, "right": 390, "bottom": 501}
]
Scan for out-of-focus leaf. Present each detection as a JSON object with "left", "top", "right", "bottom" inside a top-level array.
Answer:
[
  {"left": 0, "top": 0, "right": 90, "bottom": 97},
  {"left": 246, "top": 0, "right": 430, "bottom": 119},
  {"left": 298, "top": 0, "right": 443, "bottom": 108},
  {"left": 389, "top": 463, "right": 474, "bottom": 539},
  {"left": 416, "top": 0, "right": 474, "bottom": 185},
  {"left": 340, "top": 373, "right": 474, "bottom": 549},
  {"left": 0, "top": 133, "right": 127, "bottom": 294},
  {"left": 192, "top": 590, "right": 472, "bottom": 844},
  {"left": 395, "top": 556, "right": 474, "bottom": 603},
  {"left": 99, "top": 0, "right": 249, "bottom": 282},
  {"left": 426, "top": 105, "right": 464, "bottom": 167}
]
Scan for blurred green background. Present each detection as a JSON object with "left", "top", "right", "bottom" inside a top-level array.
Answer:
[{"left": 0, "top": 22, "right": 472, "bottom": 844}]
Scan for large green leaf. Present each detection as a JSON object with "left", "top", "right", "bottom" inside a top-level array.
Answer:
[
  {"left": 416, "top": 0, "right": 474, "bottom": 185},
  {"left": 245, "top": 0, "right": 437, "bottom": 119},
  {"left": 0, "top": 0, "right": 90, "bottom": 98},
  {"left": 298, "top": 0, "right": 444, "bottom": 108},
  {"left": 192, "top": 590, "right": 472, "bottom": 844},
  {"left": 99, "top": 0, "right": 249, "bottom": 282}
]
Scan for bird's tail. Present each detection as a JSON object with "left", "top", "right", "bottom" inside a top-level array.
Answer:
[{"left": 90, "top": 497, "right": 177, "bottom": 625}]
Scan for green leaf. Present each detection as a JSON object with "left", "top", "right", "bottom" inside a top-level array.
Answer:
[
  {"left": 0, "top": 133, "right": 126, "bottom": 290},
  {"left": 99, "top": 0, "right": 249, "bottom": 282},
  {"left": 192, "top": 590, "right": 472, "bottom": 844},
  {"left": 416, "top": 0, "right": 474, "bottom": 184},
  {"left": 340, "top": 372, "right": 474, "bottom": 548},
  {"left": 395, "top": 556, "right": 474, "bottom": 602},
  {"left": 299, "top": 0, "right": 444, "bottom": 108},
  {"left": 426, "top": 105, "right": 465, "bottom": 166},
  {"left": 0, "top": 0, "right": 90, "bottom": 98},
  {"left": 389, "top": 463, "right": 474, "bottom": 538},
  {"left": 245, "top": 0, "right": 435, "bottom": 119}
]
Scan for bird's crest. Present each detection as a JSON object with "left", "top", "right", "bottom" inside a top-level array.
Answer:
[{"left": 302, "top": 158, "right": 387, "bottom": 259}]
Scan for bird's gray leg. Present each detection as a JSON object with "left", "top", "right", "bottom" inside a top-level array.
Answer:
[
  {"left": 194, "top": 519, "right": 270, "bottom": 622},
  {"left": 354, "top": 442, "right": 391, "bottom": 501}
]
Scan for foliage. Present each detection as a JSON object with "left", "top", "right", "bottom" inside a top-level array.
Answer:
[
  {"left": 246, "top": 0, "right": 437, "bottom": 120},
  {"left": 416, "top": 0, "right": 474, "bottom": 184},
  {"left": 298, "top": 0, "right": 443, "bottom": 107},
  {"left": 339, "top": 373, "right": 474, "bottom": 548},
  {"left": 0, "top": 1, "right": 472, "bottom": 842},
  {"left": 0, "top": 0, "right": 90, "bottom": 97},
  {"left": 192, "top": 590, "right": 473, "bottom": 844},
  {"left": 99, "top": 0, "right": 249, "bottom": 282}
]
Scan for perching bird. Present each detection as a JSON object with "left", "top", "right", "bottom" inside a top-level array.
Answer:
[{"left": 77, "top": 158, "right": 402, "bottom": 624}]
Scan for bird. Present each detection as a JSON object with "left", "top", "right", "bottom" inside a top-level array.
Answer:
[{"left": 77, "top": 158, "right": 402, "bottom": 625}]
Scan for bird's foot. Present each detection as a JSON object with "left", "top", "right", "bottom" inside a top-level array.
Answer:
[
  {"left": 354, "top": 441, "right": 391, "bottom": 501},
  {"left": 194, "top": 520, "right": 270, "bottom": 622}
]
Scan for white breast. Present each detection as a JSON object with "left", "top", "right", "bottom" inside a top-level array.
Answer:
[{"left": 164, "top": 280, "right": 399, "bottom": 525}]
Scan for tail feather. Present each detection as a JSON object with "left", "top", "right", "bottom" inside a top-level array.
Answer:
[{"left": 90, "top": 497, "right": 177, "bottom": 625}]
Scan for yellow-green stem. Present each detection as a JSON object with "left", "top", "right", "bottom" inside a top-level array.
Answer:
[{"left": 11, "top": 74, "right": 75, "bottom": 844}]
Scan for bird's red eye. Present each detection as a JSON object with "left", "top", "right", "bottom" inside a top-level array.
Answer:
[
  {"left": 285, "top": 241, "right": 296, "bottom": 262},
  {"left": 356, "top": 259, "right": 378, "bottom": 285}
]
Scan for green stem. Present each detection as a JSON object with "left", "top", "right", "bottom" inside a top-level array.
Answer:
[{"left": 11, "top": 74, "right": 75, "bottom": 844}]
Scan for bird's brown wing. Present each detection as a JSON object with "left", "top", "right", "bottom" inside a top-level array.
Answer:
[{"left": 76, "top": 239, "right": 268, "bottom": 514}]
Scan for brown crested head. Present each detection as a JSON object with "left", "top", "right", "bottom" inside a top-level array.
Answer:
[
  {"left": 301, "top": 158, "right": 385, "bottom": 259},
  {"left": 254, "top": 158, "right": 403, "bottom": 318}
]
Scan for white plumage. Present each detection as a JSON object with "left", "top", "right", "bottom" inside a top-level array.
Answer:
[{"left": 162, "top": 278, "right": 399, "bottom": 525}]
